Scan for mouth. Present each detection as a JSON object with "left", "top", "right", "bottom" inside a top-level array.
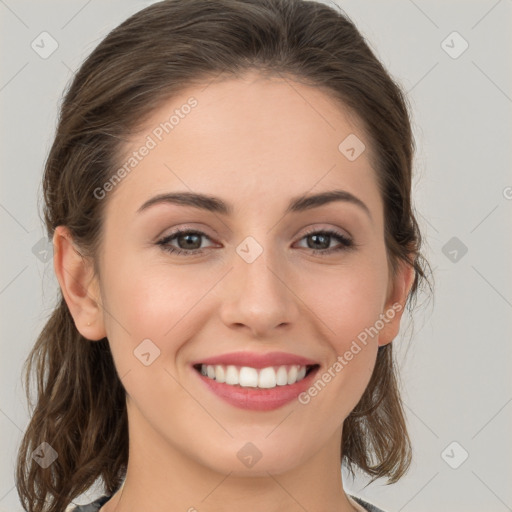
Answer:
[
  {"left": 191, "top": 362, "right": 321, "bottom": 411},
  {"left": 192, "top": 363, "right": 320, "bottom": 389}
]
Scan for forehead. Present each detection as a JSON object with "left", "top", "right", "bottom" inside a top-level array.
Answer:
[{"left": 105, "top": 72, "right": 382, "bottom": 222}]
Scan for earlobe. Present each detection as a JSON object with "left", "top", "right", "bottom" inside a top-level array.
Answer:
[
  {"left": 378, "top": 260, "right": 415, "bottom": 347},
  {"left": 52, "top": 225, "right": 107, "bottom": 341}
]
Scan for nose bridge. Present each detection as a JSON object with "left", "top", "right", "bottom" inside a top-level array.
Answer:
[
  {"left": 238, "top": 237, "right": 282, "bottom": 295},
  {"left": 219, "top": 232, "right": 297, "bottom": 335}
]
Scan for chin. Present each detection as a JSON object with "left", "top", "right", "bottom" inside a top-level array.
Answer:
[{"left": 200, "top": 440, "right": 308, "bottom": 477}]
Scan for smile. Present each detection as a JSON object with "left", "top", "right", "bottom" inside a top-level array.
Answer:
[
  {"left": 192, "top": 363, "right": 321, "bottom": 411},
  {"left": 194, "top": 363, "right": 316, "bottom": 388}
]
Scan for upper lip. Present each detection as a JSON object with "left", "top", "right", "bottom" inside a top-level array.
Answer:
[{"left": 191, "top": 351, "right": 320, "bottom": 369}]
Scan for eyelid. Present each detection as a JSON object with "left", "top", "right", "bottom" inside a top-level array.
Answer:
[
  {"left": 157, "top": 223, "right": 351, "bottom": 244},
  {"left": 156, "top": 223, "right": 356, "bottom": 258},
  {"left": 157, "top": 227, "right": 218, "bottom": 247},
  {"left": 299, "top": 224, "right": 352, "bottom": 240},
  {"left": 156, "top": 223, "right": 217, "bottom": 240},
  {"left": 294, "top": 226, "right": 355, "bottom": 252}
]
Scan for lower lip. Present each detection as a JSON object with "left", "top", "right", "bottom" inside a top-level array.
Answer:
[{"left": 192, "top": 365, "right": 320, "bottom": 411}]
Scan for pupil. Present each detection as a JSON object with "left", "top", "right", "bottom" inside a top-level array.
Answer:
[
  {"left": 310, "top": 234, "right": 329, "bottom": 249},
  {"left": 181, "top": 233, "right": 200, "bottom": 249}
]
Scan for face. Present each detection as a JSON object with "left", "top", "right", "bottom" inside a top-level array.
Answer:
[{"left": 64, "top": 71, "right": 410, "bottom": 478}]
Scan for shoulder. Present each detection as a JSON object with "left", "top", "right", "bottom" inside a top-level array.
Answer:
[
  {"left": 348, "top": 493, "right": 389, "bottom": 512},
  {"left": 65, "top": 494, "right": 112, "bottom": 512}
]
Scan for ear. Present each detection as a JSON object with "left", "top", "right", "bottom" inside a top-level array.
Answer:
[
  {"left": 378, "top": 259, "right": 415, "bottom": 347},
  {"left": 52, "top": 225, "right": 107, "bottom": 341}
]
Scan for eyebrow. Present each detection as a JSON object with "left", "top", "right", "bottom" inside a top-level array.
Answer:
[{"left": 137, "top": 189, "right": 372, "bottom": 220}]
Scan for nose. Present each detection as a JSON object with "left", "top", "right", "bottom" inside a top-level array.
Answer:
[{"left": 218, "top": 243, "right": 299, "bottom": 338}]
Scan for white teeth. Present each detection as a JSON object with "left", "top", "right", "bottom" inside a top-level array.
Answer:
[
  {"left": 225, "top": 365, "right": 239, "bottom": 385},
  {"left": 287, "top": 365, "right": 297, "bottom": 384},
  {"left": 239, "top": 367, "right": 258, "bottom": 387},
  {"left": 258, "top": 367, "right": 276, "bottom": 388},
  {"left": 276, "top": 366, "right": 288, "bottom": 385},
  {"left": 198, "top": 364, "right": 311, "bottom": 388},
  {"left": 214, "top": 364, "right": 225, "bottom": 383}
]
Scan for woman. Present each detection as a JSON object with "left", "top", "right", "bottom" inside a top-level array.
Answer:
[{"left": 16, "top": 1, "right": 432, "bottom": 511}]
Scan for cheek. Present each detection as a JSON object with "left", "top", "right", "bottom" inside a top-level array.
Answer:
[
  {"left": 306, "top": 262, "right": 388, "bottom": 346},
  {"left": 101, "top": 255, "right": 214, "bottom": 356},
  {"left": 297, "top": 268, "right": 384, "bottom": 422},
  {"left": 298, "top": 256, "right": 387, "bottom": 402},
  {"left": 98, "top": 261, "right": 211, "bottom": 407}
]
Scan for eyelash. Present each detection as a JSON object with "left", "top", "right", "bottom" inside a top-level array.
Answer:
[{"left": 156, "top": 227, "right": 355, "bottom": 257}]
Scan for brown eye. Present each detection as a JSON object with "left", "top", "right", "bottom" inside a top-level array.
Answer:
[
  {"left": 296, "top": 229, "right": 354, "bottom": 256},
  {"left": 157, "top": 229, "right": 213, "bottom": 256}
]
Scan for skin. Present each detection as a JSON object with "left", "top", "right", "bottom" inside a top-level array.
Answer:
[{"left": 54, "top": 70, "right": 414, "bottom": 512}]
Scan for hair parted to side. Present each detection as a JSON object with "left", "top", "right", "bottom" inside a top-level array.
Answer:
[{"left": 16, "top": 0, "right": 433, "bottom": 510}]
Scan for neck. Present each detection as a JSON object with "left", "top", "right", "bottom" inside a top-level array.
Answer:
[{"left": 101, "top": 403, "right": 358, "bottom": 512}]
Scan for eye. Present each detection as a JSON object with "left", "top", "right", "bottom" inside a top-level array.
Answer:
[
  {"left": 156, "top": 229, "right": 215, "bottom": 256},
  {"left": 156, "top": 227, "right": 355, "bottom": 257},
  {"left": 295, "top": 228, "right": 355, "bottom": 256}
]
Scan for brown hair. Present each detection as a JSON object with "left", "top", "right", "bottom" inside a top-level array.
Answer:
[{"left": 16, "top": 0, "right": 433, "bottom": 510}]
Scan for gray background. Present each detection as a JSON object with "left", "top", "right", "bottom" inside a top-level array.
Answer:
[{"left": 1, "top": 1, "right": 511, "bottom": 511}]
